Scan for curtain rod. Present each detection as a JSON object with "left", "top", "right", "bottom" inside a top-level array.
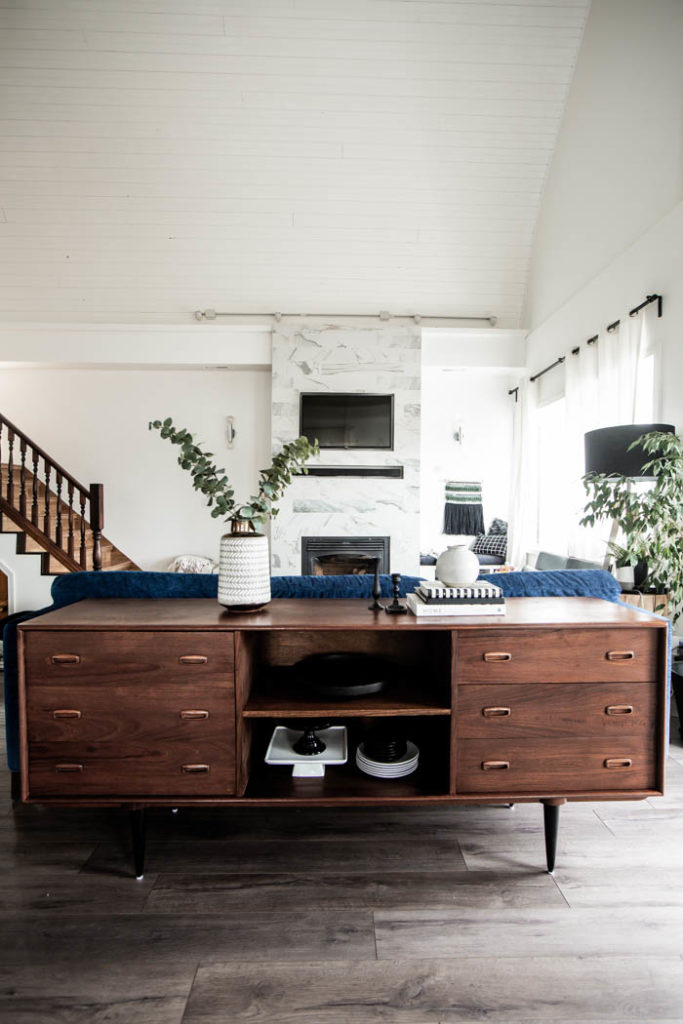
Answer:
[
  {"left": 508, "top": 292, "right": 663, "bottom": 398},
  {"left": 193, "top": 309, "right": 497, "bottom": 326},
  {"left": 529, "top": 355, "right": 565, "bottom": 383}
]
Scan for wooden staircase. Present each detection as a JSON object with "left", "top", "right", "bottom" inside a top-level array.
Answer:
[{"left": 0, "top": 414, "right": 138, "bottom": 575}]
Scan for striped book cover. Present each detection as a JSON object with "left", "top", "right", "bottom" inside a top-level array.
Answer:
[{"left": 418, "top": 582, "right": 502, "bottom": 602}]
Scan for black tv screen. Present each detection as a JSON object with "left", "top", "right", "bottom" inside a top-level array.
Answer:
[{"left": 299, "top": 393, "right": 394, "bottom": 450}]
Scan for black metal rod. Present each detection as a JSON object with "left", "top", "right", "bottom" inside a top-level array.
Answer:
[
  {"left": 571, "top": 346, "right": 580, "bottom": 355},
  {"left": 508, "top": 387, "right": 519, "bottom": 401},
  {"left": 586, "top": 335, "right": 599, "bottom": 345},
  {"left": 529, "top": 356, "right": 565, "bottom": 384},
  {"left": 629, "top": 293, "right": 662, "bottom": 318},
  {"left": 606, "top": 319, "right": 620, "bottom": 333}
]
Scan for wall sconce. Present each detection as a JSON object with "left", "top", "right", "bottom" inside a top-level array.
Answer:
[{"left": 226, "top": 416, "right": 236, "bottom": 448}]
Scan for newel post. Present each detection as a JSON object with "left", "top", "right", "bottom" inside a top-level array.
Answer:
[{"left": 89, "top": 483, "right": 104, "bottom": 571}]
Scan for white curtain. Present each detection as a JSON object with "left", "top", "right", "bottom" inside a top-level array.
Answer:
[
  {"left": 514, "top": 306, "right": 656, "bottom": 565},
  {"left": 508, "top": 378, "right": 539, "bottom": 568}
]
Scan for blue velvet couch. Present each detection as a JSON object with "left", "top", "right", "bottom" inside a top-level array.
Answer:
[{"left": 2, "top": 568, "right": 621, "bottom": 774}]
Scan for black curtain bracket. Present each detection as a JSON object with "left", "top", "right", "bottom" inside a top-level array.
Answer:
[
  {"left": 586, "top": 335, "right": 599, "bottom": 345},
  {"left": 508, "top": 386, "right": 519, "bottom": 402},
  {"left": 606, "top": 319, "right": 620, "bottom": 333},
  {"left": 629, "top": 294, "right": 662, "bottom": 318}
]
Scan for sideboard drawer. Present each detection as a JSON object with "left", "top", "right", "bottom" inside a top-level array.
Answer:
[
  {"left": 25, "top": 631, "right": 234, "bottom": 686},
  {"left": 26, "top": 683, "right": 234, "bottom": 745},
  {"left": 457, "top": 682, "right": 657, "bottom": 738},
  {"left": 27, "top": 745, "right": 235, "bottom": 797},
  {"left": 456, "top": 736, "right": 656, "bottom": 794},
  {"left": 456, "top": 628, "right": 657, "bottom": 683}
]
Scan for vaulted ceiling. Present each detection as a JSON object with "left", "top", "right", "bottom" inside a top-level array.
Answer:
[{"left": 0, "top": 0, "right": 591, "bottom": 326}]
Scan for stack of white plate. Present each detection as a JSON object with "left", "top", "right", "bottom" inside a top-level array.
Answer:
[{"left": 355, "top": 741, "right": 419, "bottom": 779}]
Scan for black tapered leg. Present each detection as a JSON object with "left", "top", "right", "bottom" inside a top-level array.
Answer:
[
  {"left": 542, "top": 801, "right": 561, "bottom": 873},
  {"left": 10, "top": 772, "right": 21, "bottom": 803},
  {"left": 130, "top": 808, "right": 146, "bottom": 880}
]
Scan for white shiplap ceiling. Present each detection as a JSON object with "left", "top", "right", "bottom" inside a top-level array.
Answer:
[{"left": 0, "top": 0, "right": 591, "bottom": 326}]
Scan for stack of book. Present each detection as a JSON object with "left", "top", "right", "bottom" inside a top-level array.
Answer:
[{"left": 406, "top": 580, "right": 506, "bottom": 617}]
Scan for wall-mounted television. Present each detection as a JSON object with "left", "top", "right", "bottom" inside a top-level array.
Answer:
[{"left": 299, "top": 393, "right": 394, "bottom": 450}]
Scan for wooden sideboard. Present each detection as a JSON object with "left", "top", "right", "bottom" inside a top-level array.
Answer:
[{"left": 17, "top": 597, "right": 669, "bottom": 878}]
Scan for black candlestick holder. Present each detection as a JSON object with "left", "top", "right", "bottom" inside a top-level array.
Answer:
[
  {"left": 368, "top": 556, "right": 383, "bottom": 611},
  {"left": 385, "top": 572, "right": 408, "bottom": 614}
]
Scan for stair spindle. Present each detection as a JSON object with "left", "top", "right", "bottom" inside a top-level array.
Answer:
[
  {"left": 43, "top": 461, "right": 51, "bottom": 539},
  {"left": 67, "top": 482, "right": 75, "bottom": 559},
  {"left": 89, "top": 483, "right": 104, "bottom": 572},
  {"left": 79, "top": 492, "right": 87, "bottom": 568},
  {"left": 31, "top": 450, "right": 39, "bottom": 526},
  {"left": 6, "top": 429, "right": 14, "bottom": 504},
  {"left": 19, "top": 439, "right": 27, "bottom": 518},
  {"left": 55, "top": 472, "right": 63, "bottom": 548}
]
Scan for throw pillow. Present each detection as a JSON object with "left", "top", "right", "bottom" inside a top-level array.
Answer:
[
  {"left": 472, "top": 533, "right": 508, "bottom": 559},
  {"left": 488, "top": 518, "right": 508, "bottom": 535}
]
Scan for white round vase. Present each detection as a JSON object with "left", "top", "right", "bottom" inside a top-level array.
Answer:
[
  {"left": 217, "top": 526, "right": 271, "bottom": 611},
  {"left": 435, "top": 544, "right": 480, "bottom": 587}
]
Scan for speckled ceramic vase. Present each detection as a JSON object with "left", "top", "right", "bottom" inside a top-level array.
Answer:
[{"left": 217, "top": 520, "right": 271, "bottom": 612}]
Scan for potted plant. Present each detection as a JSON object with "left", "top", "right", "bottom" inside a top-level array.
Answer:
[
  {"left": 580, "top": 430, "right": 683, "bottom": 620},
  {"left": 150, "top": 418, "right": 319, "bottom": 609}
]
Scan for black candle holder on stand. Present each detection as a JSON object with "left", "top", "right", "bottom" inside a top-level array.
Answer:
[
  {"left": 385, "top": 572, "right": 408, "bottom": 615},
  {"left": 368, "top": 556, "right": 383, "bottom": 611}
]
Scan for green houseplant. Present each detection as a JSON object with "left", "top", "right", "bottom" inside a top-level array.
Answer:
[
  {"left": 580, "top": 430, "right": 683, "bottom": 620},
  {"left": 149, "top": 417, "right": 319, "bottom": 609}
]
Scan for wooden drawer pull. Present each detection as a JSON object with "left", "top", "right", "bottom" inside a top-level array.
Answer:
[
  {"left": 50, "top": 654, "right": 81, "bottom": 665},
  {"left": 604, "top": 757, "right": 633, "bottom": 769},
  {"left": 55, "top": 763, "right": 84, "bottom": 773},
  {"left": 179, "top": 655, "right": 208, "bottom": 665},
  {"left": 179, "top": 710, "right": 209, "bottom": 720},
  {"left": 482, "top": 706, "right": 511, "bottom": 718},
  {"left": 481, "top": 760, "right": 510, "bottom": 771},
  {"left": 606, "top": 650, "right": 635, "bottom": 661},
  {"left": 181, "top": 764, "right": 210, "bottom": 774},
  {"left": 605, "top": 704, "right": 634, "bottom": 716},
  {"left": 52, "top": 709, "right": 82, "bottom": 720},
  {"left": 483, "top": 652, "right": 512, "bottom": 663}
]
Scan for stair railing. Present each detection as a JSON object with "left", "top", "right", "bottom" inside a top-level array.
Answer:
[{"left": 0, "top": 413, "right": 104, "bottom": 571}]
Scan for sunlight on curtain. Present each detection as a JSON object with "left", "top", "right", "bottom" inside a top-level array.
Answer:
[{"left": 513, "top": 307, "right": 658, "bottom": 565}]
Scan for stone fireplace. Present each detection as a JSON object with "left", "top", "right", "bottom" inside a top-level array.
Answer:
[
  {"left": 270, "top": 321, "right": 420, "bottom": 576},
  {"left": 301, "top": 536, "right": 390, "bottom": 576}
]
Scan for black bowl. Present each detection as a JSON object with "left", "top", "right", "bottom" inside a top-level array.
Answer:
[{"left": 294, "top": 652, "right": 388, "bottom": 699}]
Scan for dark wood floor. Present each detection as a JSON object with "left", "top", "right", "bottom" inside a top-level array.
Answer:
[{"left": 2, "top": 715, "right": 683, "bottom": 1023}]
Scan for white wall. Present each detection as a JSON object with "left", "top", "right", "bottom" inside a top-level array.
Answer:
[
  {"left": 526, "top": 201, "right": 683, "bottom": 431},
  {"left": 525, "top": 0, "right": 683, "bottom": 329},
  {"left": 420, "top": 366, "right": 515, "bottom": 554},
  {"left": 0, "top": 540, "right": 52, "bottom": 613},
  {"left": 0, "top": 367, "right": 271, "bottom": 570}
]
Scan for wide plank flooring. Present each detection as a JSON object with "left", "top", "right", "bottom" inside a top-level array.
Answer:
[{"left": 2, "top": 712, "right": 683, "bottom": 1024}]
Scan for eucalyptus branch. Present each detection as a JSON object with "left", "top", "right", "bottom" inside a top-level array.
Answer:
[{"left": 149, "top": 418, "right": 319, "bottom": 529}]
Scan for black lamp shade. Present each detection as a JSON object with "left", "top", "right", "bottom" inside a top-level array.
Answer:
[{"left": 584, "top": 423, "right": 675, "bottom": 478}]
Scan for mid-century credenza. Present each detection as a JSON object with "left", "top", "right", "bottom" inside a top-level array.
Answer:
[{"left": 17, "top": 597, "right": 668, "bottom": 877}]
